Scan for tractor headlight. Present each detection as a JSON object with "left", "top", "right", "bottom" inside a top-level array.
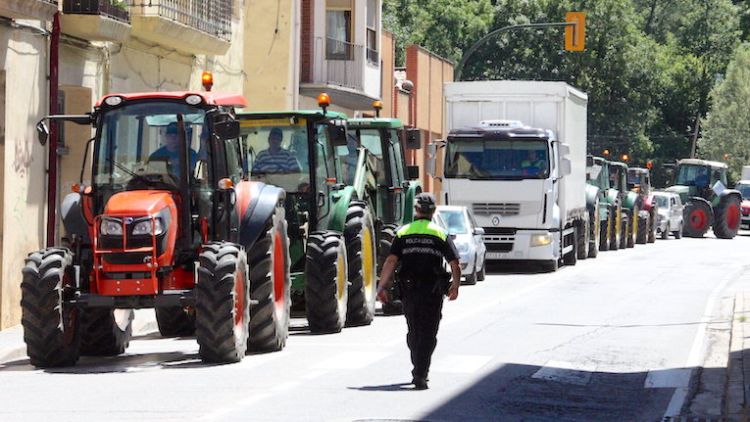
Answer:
[
  {"left": 100, "top": 218, "right": 123, "bottom": 236},
  {"left": 132, "top": 219, "right": 164, "bottom": 236},
  {"left": 530, "top": 234, "right": 553, "bottom": 247}
]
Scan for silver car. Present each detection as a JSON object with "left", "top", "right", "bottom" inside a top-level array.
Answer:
[
  {"left": 653, "top": 192, "right": 684, "bottom": 239},
  {"left": 435, "top": 206, "right": 487, "bottom": 284}
]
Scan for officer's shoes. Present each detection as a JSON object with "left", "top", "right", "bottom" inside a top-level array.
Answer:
[{"left": 412, "top": 377, "right": 428, "bottom": 390}]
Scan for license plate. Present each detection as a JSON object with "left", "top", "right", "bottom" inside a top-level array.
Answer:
[{"left": 486, "top": 252, "right": 509, "bottom": 259}]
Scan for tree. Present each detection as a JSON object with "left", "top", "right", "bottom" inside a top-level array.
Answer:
[{"left": 698, "top": 44, "right": 750, "bottom": 181}]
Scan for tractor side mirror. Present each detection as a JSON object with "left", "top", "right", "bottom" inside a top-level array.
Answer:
[
  {"left": 36, "top": 120, "right": 49, "bottom": 146},
  {"left": 407, "top": 165, "right": 420, "bottom": 180},
  {"left": 329, "top": 119, "right": 348, "bottom": 147},
  {"left": 405, "top": 128, "right": 421, "bottom": 150},
  {"left": 214, "top": 120, "right": 240, "bottom": 140}
]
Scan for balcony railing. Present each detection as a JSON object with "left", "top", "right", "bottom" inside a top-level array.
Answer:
[
  {"left": 63, "top": 0, "right": 130, "bottom": 22},
  {"left": 310, "top": 37, "right": 364, "bottom": 90},
  {"left": 131, "top": 0, "right": 232, "bottom": 40}
]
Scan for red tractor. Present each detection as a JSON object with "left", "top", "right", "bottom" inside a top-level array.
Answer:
[{"left": 23, "top": 91, "right": 292, "bottom": 367}]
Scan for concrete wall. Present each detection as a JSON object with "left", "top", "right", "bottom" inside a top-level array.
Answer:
[{"left": 380, "top": 31, "right": 394, "bottom": 117}]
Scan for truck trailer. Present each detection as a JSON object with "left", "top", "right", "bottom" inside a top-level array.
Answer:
[{"left": 437, "top": 81, "right": 589, "bottom": 271}]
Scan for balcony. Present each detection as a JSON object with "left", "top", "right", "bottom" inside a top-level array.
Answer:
[
  {"left": 300, "top": 37, "right": 381, "bottom": 111},
  {"left": 61, "top": 0, "right": 131, "bottom": 42},
  {"left": 0, "top": 0, "right": 58, "bottom": 21},
  {"left": 129, "top": 0, "right": 232, "bottom": 55}
]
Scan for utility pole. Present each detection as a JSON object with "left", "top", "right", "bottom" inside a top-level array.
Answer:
[{"left": 690, "top": 114, "right": 701, "bottom": 158}]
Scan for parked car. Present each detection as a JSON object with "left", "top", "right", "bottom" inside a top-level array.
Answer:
[
  {"left": 736, "top": 180, "right": 750, "bottom": 229},
  {"left": 653, "top": 192, "right": 684, "bottom": 239},
  {"left": 434, "top": 206, "right": 487, "bottom": 284}
]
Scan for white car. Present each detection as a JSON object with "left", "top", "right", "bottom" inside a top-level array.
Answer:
[
  {"left": 434, "top": 206, "right": 487, "bottom": 284},
  {"left": 653, "top": 192, "right": 684, "bottom": 239}
]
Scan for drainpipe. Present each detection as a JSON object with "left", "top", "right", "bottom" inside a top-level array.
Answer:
[{"left": 46, "top": 12, "right": 60, "bottom": 247}]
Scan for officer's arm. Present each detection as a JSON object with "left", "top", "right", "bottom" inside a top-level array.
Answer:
[
  {"left": 377, "top": 255, "right": 399, "bottom": 302},
  {"left": 447, "top": 259, "right": 461, "bottom": 300}
]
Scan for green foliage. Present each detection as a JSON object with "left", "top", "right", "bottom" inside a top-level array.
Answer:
[{"left": 698, "top": 44, "right": 750, "bottom": 181}]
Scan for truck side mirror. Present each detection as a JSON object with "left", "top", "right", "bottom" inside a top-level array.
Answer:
[
  {"left": 405, "top": 128, "right": 421, "bottom": 150},
  {"left": 561, "top": 158, "right": 572, "bottom": 176},
  {"left": 473, "top": 227, "right": 485, "bottom": 236},
  {"left": 407, "top": 165, "right": 420, "bottom": 180},
  {"left": 426, "top": 143, "right": 437, "bottom": 176},
  {"left": 214, "top": 120, "right": 240, "bottom": 140},
  {"left": 559, "top": 143, "right": 571, "bottom": 157},
  {"left": 329, "top": 119, "right": 348, "bottom": 147},
  {"left": 36, "top": 120, "right": 49, "bottom": 146}
]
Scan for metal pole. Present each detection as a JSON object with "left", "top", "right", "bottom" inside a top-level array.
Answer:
[
  {"left": 454, "top": 22, "right": 574, "bottom": 81},
  {"left": 46, "top": 12, "right": 60, "bottom": 247},
  {"left": 690, "top": 114, "right": 701, "bottom": 158}
]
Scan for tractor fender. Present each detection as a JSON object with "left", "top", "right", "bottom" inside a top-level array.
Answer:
[
  {"left": 402, "top": 181, "right": 422, "bottom": 224},
  {"left": 605, "top": 189, "right": 619, "bottom": 207},
  {"left": 585, "top": 185, "right": 600, "bottom": 213},
  {"left": 719, "top": 189, "right": 742, "bottom": 203},
  {"left": 687, "top": 196, "right": 715, "bottom": 220},
  {"left": 622, "top": 191, "right": 641, "bottom": 211},
  {"left": 61, "top": 192, "right": 91, "bottom": 243},
  {"left": 237, "top": 180, "right": 286, "bottom": 251},
  {"left": 327, "top": 185, "right": 357, "bottom": 233}
]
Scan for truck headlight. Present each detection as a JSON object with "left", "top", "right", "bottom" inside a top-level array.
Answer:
[
  {"left": 132, "top": 219, "right": 164, "bottom": 236},
  {"left": 530, "top": 234, "right": 553, "bottom": 247},
  {"left": 100, "top": 218, "right": 123, "bottom": 236}
]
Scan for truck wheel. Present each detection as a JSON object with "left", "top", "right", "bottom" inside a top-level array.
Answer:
[
  {"left": 661, "top": 223, "right": 669, "bottom": 240},
  {"left": 195, "top": 242, "right": 249, "bottom": 363},
  {"left": 577, "top": 220, "right": 589, "bottom": 260},
  {"left": 378, "top": 224, "right": 403, "bottom": 315},
  {"left": 305, "top": 232, "right": 348, "bottom": 333},
  {"left": 345, "top": 202, "right": 377, "bottom": 327},
  {"left": 713, "top": 195, "right": 741, "bottom": 239},
  {"left": 21, "top": 248, "right": 80, "bottom": 368},
  {"left": 80, "top": 308, "right": 134, "bottom": 356},
  {"left": 155, "top": 307, "right": 195, "bottom": 337},
  {"left": 247, "top": 207, "right": 291, "bottom": 353},
  {"left": 647, "top": 209, "right": 657, "bottom": 243},
  {"left": 563, "top": 227, "right": 578, "bottom": 266},
  {"left": 636, "top": 214, "right": 648, "bottom": 244},
  {"left": 599, "top": 212, "right": 610, "bottom": 252},
  {"left": 683, "top": 201, "right": 712, "bottom": 238},
  {"left": 675, "top": 222, "right": 683, "bottom": 239},
  {"left": 588, "top": 205, "right": 600, "bottom": 258}
]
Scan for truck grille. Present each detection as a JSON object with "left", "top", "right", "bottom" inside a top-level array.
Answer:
[
  {"left": 486, "top": 243, "right": 513, "bottom": 253},
  {"left": 482, "top": 227, "right": 517, "bottom": 236},
  {"left": 473, "top": 202, "right": 521, "bottom": 216}
]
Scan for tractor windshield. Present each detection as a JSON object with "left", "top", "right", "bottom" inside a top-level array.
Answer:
[
  {"left": 444, "top": 139, "right": 549, "bottom": 180},
  {"left": 242, "top": 120, "right": 310, "bottom": 193},
  {"left": 342, "top": 128, "right": 388, "bottom": 186},
  {"left": 675, "top": 165, "right": 712, "bottom": 187},
  {"left": 95, "top": 102, "right": 207, "bottom": 190}
]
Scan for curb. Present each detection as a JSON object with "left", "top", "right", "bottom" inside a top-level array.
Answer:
[{"left": 726, "top": 291, "right": 750, "bottom": 420}]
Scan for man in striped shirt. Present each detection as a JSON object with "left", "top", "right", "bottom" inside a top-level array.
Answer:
[{"left": 252, "top": 127, "right": 302, "bottom": 174}]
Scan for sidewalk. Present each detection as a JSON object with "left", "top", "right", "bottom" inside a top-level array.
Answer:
[
  {"left": 727, "top": 291, "right": 750, "bottom": 420},
  {"left": 0, "top": 309, "right": 158, "bottom": 365}
]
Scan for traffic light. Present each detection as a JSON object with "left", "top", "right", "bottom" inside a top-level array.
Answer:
[{"left": 565, "top": 12, "right": 586, "bottom": 52}]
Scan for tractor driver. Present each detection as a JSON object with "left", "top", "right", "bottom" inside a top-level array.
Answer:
[
  {"left": 252, "top": 127, "right": 302, "bottom": 174},
  {"left": 148, "top": 122, "right": 198, "bottom": 180}
]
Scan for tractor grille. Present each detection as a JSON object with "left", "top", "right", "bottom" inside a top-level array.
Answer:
[
  {"left": 472, "top": 202, "right": 521, "bottom": 216},
  {"left": 486, "top": 242, "right": 513, "bottom": 253},
  {"left": 103, "top": 253, "right": 150, "bottom": 265}
]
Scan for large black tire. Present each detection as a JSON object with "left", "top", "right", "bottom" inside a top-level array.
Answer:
[
  {"left": 609, "top": 205, "right": 621, "bottom": 251},
  {"left": 155, "top": 307, "right": 195, "bottom": 337},
  {"left": 647, "top": 208, "right": 657, "bottom": 243},
  {"left": 345, "top": 202, "right": 377, "bottom": 327},
  {"left": 195, "top": 242, "right": 249, "bottom": 363},
  {"left": 247, "top": 207, "right": 291, "bottom": 352},
  {"left": 626, "top": 206, "right": 638, "bottom": 248},
  {"left": 661, "top": 222, "right": 670, "bottom": 240},
  {"left": 713, "top": 195, "right": 742, "bottom": 239},
  {"left": 577, "top": 219, "right": 589, "bottom": 260},
  {"left": 599, "top": 211, "right": 610, "bottom": 252},
  {"left": 683, "top": 200, "right": 712, "bottom": 238},
  {"left": 305, "top": 232, "right": 348, "bottom": 334},
  {"left": 477, "top": 256, "right": 486, "bottom": 281},
  {"left": 588, "top": 204, "right": 600, "bottom": 258},
  {"left": 636, "top": 214, "right": 648, "bottom": 244},
  {"left": 378, "top": 224, "right": 403, "bottom": 316},
  {"left": 21, "top": 248, "right": 80, "bottom": 368},
  {"left": 80, "top": 308, "right": 134, "bottom": 356},
  {"left": 619, "top": 212, "right": 629, "bottom": 250}
]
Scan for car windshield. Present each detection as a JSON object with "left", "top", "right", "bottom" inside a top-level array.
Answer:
[
  {"left": 736, "top": 183, "right": 750, "bottom": 199},
  {"left": 675, "top": 164, "right": 711, "bottom": 187},
  {"left": 655, "top": 195, "right": 669, "bottom": 208},
  {"left": 437, "top": 209, "right": 468, "bottom": 234},
  {"left": 95, "top": 102, "right": 207, "bottom": 190},
  {"left": 241, "top": 119, "right": 310, "bottom": 193},
  {"left": 445, "top": 138, "right": 549, "bottom": 180}
]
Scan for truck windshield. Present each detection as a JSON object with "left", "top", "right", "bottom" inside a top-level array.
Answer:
[
  {"left": 445, "top": 139, "right": 549, "bottom": 179},
  {"left": 675, "top": 165, "right": 711, "bottom": 187},
  {"left": 241, "top": 120, "right": 310, "bottom": 193},
  {"left": 95, "top": 102, "right": 207, "bottom": 190},
  {"left": 736, "top": 183, "right": 750, "bottom": 199}
]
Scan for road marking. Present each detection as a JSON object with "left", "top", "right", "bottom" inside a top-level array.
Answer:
[
  {"left": 313, "top": 351, "right": 390, "bottom": 370},
  {"left": 531, "top": 360, "right": 596, "bottom": 386},
  {"left": 430, "top": 354, "right": 494, "bottom": 374},
  {"left": 644, "top": 368, "right": 692, "bottom": 388}
]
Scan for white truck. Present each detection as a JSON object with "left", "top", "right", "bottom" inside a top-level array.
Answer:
[{"left": 435, "top": 81, "right": 589, "bottom": 271}]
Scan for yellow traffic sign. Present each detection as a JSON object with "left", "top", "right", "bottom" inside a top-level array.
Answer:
[{"left": 565, "top": 12, "right": 586, "bottom": 52}]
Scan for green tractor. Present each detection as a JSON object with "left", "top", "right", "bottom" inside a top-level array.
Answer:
[
  {"left": 586, "top": 156, "right": 623, "bottom": 252},
  {"left": 666, "top": 159, "right": 742, "bottom": 238},
  {"left": 344, "top": 112, "right": 423, "bottom": 314},
  {"left": 627, "top": 167, "right": 657, "bottom": 244},
  {"left": 609, "top": 161, "right": 642, "bottom": 249},
  {"left": 237, "top": 99, "right": 378, "bottom": 332}
]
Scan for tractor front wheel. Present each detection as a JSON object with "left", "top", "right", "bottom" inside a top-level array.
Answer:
[
  {"left": 195, "top": 242, "right": 249, "bottom": 363},
  {"left": 80, "top": 308, "right": 133, "bottom": 356},
  {"left": 683, "top": 201, "right": 712, "bottom": 238},
  {"left": 599, "top": 211, "right": 610, "bottom": 252},
  {"left": 713, "top": 195, "right": 741, "bottom": 239},
  {"left": 344, "top": 202, "right": 377, "bottom": 327},
  {"left": 636, "top": 214, "right": 648, "bottom": 244},
  {"left": 247, "top": 207, "right": 291, "bottom": 353},
  {"left": 378, "top": 224, "right": 403, "bottom": 315},
  {"left": 21, "top": 248, "right": 80, "bottom": 368},
  {"left": 588, "top": 204, "right": 600, "bottom": 258},
  {"left": 305, "top": 232, "right": 348, "bottom": 333}
]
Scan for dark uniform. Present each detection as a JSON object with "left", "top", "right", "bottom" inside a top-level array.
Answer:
[{"left": 389, "top": 217, "right": 458, "bottom": 386}]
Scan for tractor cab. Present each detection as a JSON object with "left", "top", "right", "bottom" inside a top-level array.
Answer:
[
  {"left": 627, "top": 167, "right": 652, "bottom": 196},
  {"left": 670, "top": 159, "right": 728, "bottom": 203},
  {"left": 609, "top": 161, "right": 629, "bottom": 193}
]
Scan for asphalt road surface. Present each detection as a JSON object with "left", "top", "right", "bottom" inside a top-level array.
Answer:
[{"left": 2, "top": 233, "right": 749, "bottom": 422}]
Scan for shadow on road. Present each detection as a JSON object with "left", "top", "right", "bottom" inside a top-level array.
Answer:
[{"left": 348, "top": 382, "right": 416, "bottom": 392}]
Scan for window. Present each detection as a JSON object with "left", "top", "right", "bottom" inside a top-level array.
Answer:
[
  {"left": 326, "top": 9, "right": 352, "bottom": 60},
  {"left": 224, "top": 138, "right": 242, "bottom": 184},
  {"left": 366, "top": 0, "right": 378, "bottom": 64}
]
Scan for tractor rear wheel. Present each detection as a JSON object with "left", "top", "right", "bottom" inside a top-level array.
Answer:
[
  {"left": 195, "top": 242, "right": 249, "bottom": 363},
  {"left": 636, "top": 214, "right": 648, "bottom": 244},
  {"left": 21, "top": 248, "right": 80, "bottom": 368},
  {"left": 378, "top": 224, "right": 403, "bottom": 316},
  {"left": 345, "top": 202, "right": 377, "bottom": 327},
  {"left": 588, "top": 204, "right": 600, "bottom": 258},
  {"left": 647, "top": 209, "right": 657, "bottom": 243},
  {"left": 713, "top": 195, "right": 741, "bottom": 239},
  {"left": 80, "top": 308, "right": 133, "bottom": 356},
  {"left": 247, "top": 207, "right": 291, "bottom": 353},
  {"left": 620, "top": 213, "right": 630, "bottom": 249},
  {"left": 609, "top": 205, "right": 621, "bottom": 251},
  {"left": 683, "top": 201, "right": 712, "bottom": 238},
  {"left": 305, "top": 232, "right": 348, "bottom": 333},
  {"left": 155, "top": 307, "right": 195, "bottom": 337},
  {"left": 627, "top": 206, "right": 638, "bottom": 248},
  {"left": 577, "top": 220, "right": 589, "bottom": 260},
  {"left": 599, "top": 211, "right": 610, "bottom": 252}
]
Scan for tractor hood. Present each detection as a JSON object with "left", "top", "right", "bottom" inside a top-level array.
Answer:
[{"left": 105, "top": 190, "right": 177, "bottom": 217}]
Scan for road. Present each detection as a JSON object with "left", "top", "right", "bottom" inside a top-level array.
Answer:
[{"left": 1, "top": 234, "right": 749, "bottom": 421}]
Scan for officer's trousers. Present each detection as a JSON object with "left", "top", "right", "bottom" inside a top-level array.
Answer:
[{"left": 402, "top": 283, "right": 444, "bottom": 380}]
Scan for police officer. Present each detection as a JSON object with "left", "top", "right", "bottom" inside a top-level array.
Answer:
[{"left": 377, "top": 193, "right": 461, "bottom": 390}]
